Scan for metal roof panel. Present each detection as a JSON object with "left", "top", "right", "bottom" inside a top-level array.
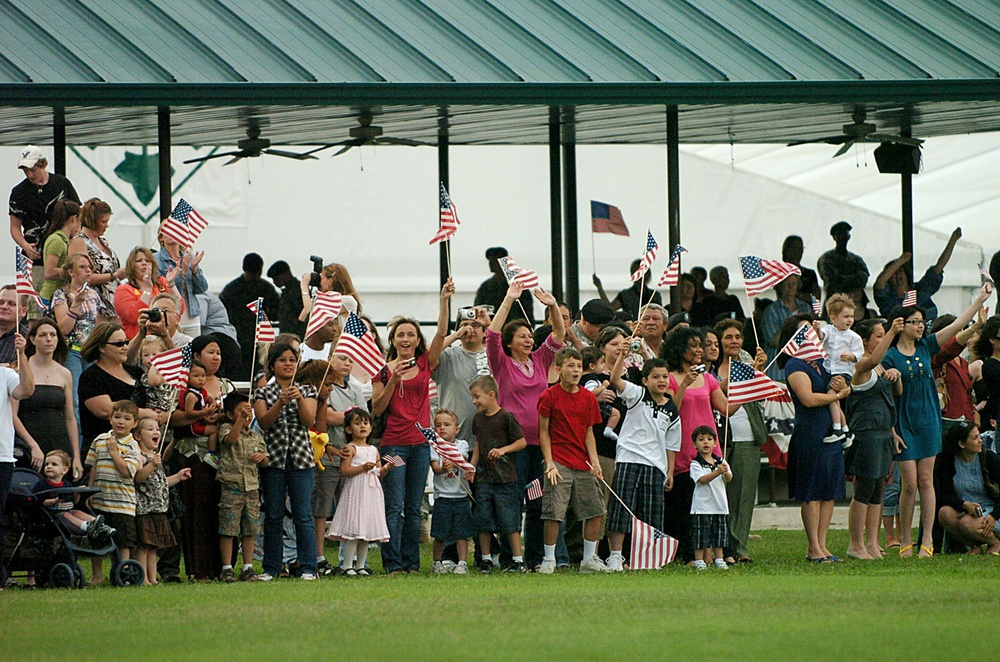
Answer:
[
  {"left": 881, "top": 0, "right": 1000, "bottom": 72},
  {"left": 0, "top": 52, "right": 31, "bottom": 83},
  {"left": 0, "top": 0, "right": 102, "bottom": 82}
]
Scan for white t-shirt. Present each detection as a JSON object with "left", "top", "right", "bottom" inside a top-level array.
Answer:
[
  {"left": 690, "top": 458, "right": 729, "bottom": 515},
  {"left": 0, "top": 367, "right": 21, "bottom": 462},
  {"left": 429, "top": 439, "right": 470, "bottom": 499},
  {"left": 614, "top": 381, "right": 680, "bottom": 479},
  {"left": 729, "top": 407, "right": 754, "bottom": 442},
  {"left": 300, "top": 342, "right": 331, "bottom": 361}
]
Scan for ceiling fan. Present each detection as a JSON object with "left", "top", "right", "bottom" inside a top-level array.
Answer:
[
  {"left": 787, "top": 107, "right": 923, "bottom": 157},
  {"left": 300, "top": 108, "right": 435, "bottom": 157},
  {"left": 183, "top": 120, "right": 317, "bottom": 166}
]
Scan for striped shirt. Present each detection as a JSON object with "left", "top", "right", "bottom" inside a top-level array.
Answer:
[{"left": 85, "top": 433, "right": 142, "bottom": 515}]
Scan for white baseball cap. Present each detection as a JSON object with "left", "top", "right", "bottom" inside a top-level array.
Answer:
[{"left": 17, "top": 145, "right": 45, "bottom": 169}]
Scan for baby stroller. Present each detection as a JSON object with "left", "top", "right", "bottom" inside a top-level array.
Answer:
[{"left": 1, "top": 468, "right": 144, "bottom": 588}]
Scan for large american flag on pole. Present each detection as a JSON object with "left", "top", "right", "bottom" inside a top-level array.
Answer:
[
  {"left": 498, "top": 256, "right": 539, "bottom": 290},
  {"left": 417, "top": 424, "right": 476, "bottom": 474},
  {"left": 727, "top": 361, "right": 787, "bottom": 405},
  {"left": 630, "top": 516, "right": 678, "bottom": 570},
  {"left": 160, "top": 199, "right": 208, "bottom": 248},
  {"left": 630, "top": 230, "right": 659, "bottom": 283},
  {"left": 429, "top": 183, "right": 460, "bottom": 245},
  {"left": 781, "top": 323, "right": 827, "bottom": 363},
  {"left": 304, "top": 290, "right": 343, "bottom": 340},
  {"left": 14, "top": 247, "right": 40, "bottom": 303},
  {"left": 738, "top": 255, "right": 801, "bottom": 297},
  {"left": 657, "top": 244, "right": 687, "bottom": 287},
  {"left": 334, "top": 312, "right": 385, "bottom": 378},
  {"left": 247, "top": 297, "right": 275, "bottom": 344},
  {"left": 150, "top": 344, "right": 193, "bottom": 389}
]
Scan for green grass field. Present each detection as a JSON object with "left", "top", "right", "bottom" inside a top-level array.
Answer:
[{"left": 3, "top": 529, "right": 998, "bottom": 660}]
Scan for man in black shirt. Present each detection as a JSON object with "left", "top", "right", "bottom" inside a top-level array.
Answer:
[
  {"left": 267, "top": 260, "right": 306, "bottom": 339},
  {"left": 220, "top": 253, "right": 279, "bottom": 376},
  {"left": 9, "top": 145, "right": 80, "bottom": 261},
  {"left": 474, "top": 247, "right": 534, "bottom": 325}
]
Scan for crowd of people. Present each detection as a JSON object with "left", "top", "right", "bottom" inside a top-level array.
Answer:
[{"left": 3, "top": 145, "right": 1000, "bottom": 589}]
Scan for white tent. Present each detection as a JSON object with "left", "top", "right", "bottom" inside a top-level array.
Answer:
[{"left": 2, "top": 138, "right": 992, "bottom": 325}]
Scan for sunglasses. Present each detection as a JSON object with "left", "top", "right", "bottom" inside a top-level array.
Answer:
[{"left": 104, "top": 340, "right": 129, "bottom": 347}]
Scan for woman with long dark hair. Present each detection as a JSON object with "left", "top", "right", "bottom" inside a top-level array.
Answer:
[{"left": 935, "top": 421, "right": 1000, "bottom": 554}]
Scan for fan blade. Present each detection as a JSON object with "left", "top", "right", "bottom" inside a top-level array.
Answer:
[
  {"left": 375, "top": 136, "right": 435, "bottom": 147},
  {"left": 331, "top": 138, "right": 366, "bottom": 157},
  {"left": 183, "top": 150, "right": 244, "bottom": 164},
  {"left": 298, "top": 142, "right": 349, "bottom": 157},
  {"left": 869, "top": 134, "right": 924, "bottom": 147},
  {"left": 263, "top": 149, "right": 318, "bottom": 160},
  {"left": 832, "top": 140, "right": 856, "bottom": 157},
  {"left": 787, "top": 135, "right": 850, "bottom": 147},
  {"left": 223, "top": 156, "right": 245, "bottom": 166}
]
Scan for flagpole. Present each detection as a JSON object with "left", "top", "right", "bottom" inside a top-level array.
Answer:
[
  {"left": 445, "top": 240, "right": 453, "bottom": 281},
  {"left": 722, "top": 355, "right": 732, "bottom": 460},
  {"left": 587, "top": 461, "right": 639, "bottom": 521},
  {"left": 249, "top": 333, "right": 259, "bottom": 387},
  {"left": 317, "top": 340, "right": 337, "bottom": 388},
  {"left": 591, "top": 227, "right": 597, "bottom": 283},
  {"left": 157, "top": 386, "right": 178, "bottom": 455}
]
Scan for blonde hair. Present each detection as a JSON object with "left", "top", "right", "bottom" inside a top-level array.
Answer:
[
  {"left": 826, "top": 294, "right": 854, "bottom": 317},
  {"left": 141, "top": 335, "right": 168, "bottom": 354},
  {"left": 45, "top": 449, "right": 71, "bottom": 468},
  {"left": 80, "top": 198, "right": 112, "bottom": 231},
  {"left": 61, "top": 251, "right": 92, "bottom": 281}
]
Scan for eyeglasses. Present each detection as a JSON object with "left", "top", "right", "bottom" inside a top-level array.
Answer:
[
  {"left": 904, "top": 319, "right": 926, "bottom": 326},
  {"left": 104, "top": 340, "right": 129, "bottom": 347}
]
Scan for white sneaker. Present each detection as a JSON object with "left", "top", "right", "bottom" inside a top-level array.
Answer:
[
  {"left": 301, "top": 572, "right": 317, "bottom": 581},
  {"left": 842, "top": 432, "right": 854, "bottom": 450},
  {"left": 606, "top": 554, "right": 625, "bottom": 572},
  {"left": 713, "top": 558, "right": 729, "bottom": 570},
  {"left": 823, "top": 431, "right": 846, "bottom": 445},
  {"left": 693, "top": 560, "right": 708, "bottom": 571},
  {"left": 453, "top": 562, "right": 468, "bottom": 575},
  {"left": 257, "top": 572, "right": 274, "bottom": 582},
  {"left": 579, "top": 556, "right": 611, "bottom": 574},
  {"left": 440, "top": 560, "right": 457, "bottom": 573},
  {"left": 538, "top": 558, "right": 556, "bottom": 574},
  {"left": 432, "top": 561, "right": 447, "bottom": 574}
]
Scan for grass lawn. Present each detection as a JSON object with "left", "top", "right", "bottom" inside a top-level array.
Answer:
[{"left": 3, "top": 528, "right": 998, "bottom": 660}]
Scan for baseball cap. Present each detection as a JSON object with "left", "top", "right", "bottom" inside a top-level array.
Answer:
[
  {"left": 17, "top": 145, "right": 45, "bottom": 169},
  {"left": 581, "top": 299, "right": 615, "bottom": 325}
]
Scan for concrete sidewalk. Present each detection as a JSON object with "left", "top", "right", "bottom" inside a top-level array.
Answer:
[{"left": 752, "top": 504, "right": 850, "bottom": 530}]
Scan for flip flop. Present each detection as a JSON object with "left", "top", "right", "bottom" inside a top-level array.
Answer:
[
  {"left": 899, "top": 544, "right": 914, "bottom": 557},
  {"left": 845, "top": 549, "right": 868, "bottom": 560},
  {"left": 886, "top": 542, "right": 901, "bottom": 550},
  {"left": 825, "top": 555, "right": 842, "bottom": 562},
  {"left": 806, "top": 556, "right": 833, "bottom": 563},
  {"left": 919, "top": 545, "right": 934, "bottom": 558}
]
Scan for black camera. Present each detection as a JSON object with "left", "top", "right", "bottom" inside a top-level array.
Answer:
[
  {"left": 692, "top": 364, "right": 707, "bottom": 374},
  {"left": 308, "top": 255, "right": 324, "bottom": 289},
  {"left": 146, "top": 308, "right": 162, "bottom": 323}
]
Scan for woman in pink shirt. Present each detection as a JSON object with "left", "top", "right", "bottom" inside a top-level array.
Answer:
[{"left": 485, "top": 281, "right": 564, "bottom": 569}]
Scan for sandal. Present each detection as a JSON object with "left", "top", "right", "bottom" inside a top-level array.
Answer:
[
  {"left": 898, "top": 544, "right": 914, "bottom": 557},
  {"left": 919, "top": 545, "right": 934, "bottom": 558},
  {"left": 886, "top": 542, "right": 901, "bottom": 550}
]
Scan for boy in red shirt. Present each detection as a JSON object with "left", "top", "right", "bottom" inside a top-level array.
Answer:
[{"left": 538, "top": 347, "right": 608, "bottom": 573}]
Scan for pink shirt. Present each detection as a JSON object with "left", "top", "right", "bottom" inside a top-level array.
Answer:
[
  {"left": 668, "top": 373, "right": 722, "bottom": 475},
  {"left": 486, "top": 329, "right": 563, "bottom": 446},
  {"left": 377, "top": 353, "right": 432, "bottom": 446}
]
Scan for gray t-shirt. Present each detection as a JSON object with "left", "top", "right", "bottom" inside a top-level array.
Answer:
[
  {"left": 325, "top": 376, "right": 368, "bottom": 468},
  {"left": 434, "top": 344, "right": 491, "bottom": 443}
]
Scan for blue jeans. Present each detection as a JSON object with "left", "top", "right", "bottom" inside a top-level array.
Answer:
[
  {"left": 380, "top": 443, "right": 430, "bottom": 573},
  {"left": 262, "top": 467, "right": 316, "bottom": 576},
  {"left": 65, "top": 350, "right": 86, "bottom": 449}
]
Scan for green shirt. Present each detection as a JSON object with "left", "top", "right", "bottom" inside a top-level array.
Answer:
[{"left": 39, "top": 229, "right": 70, "bottom": 300}]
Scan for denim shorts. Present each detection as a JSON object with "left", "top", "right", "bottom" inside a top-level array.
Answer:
[
  {"left": 473, "top": 482, "right": 522, "bottom": 535},
  {"left": 431, "top": 496, "right": 474, "bottom": 542}
]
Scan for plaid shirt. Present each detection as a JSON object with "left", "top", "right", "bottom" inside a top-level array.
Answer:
[{"left": 253, "top": 381, "right": 318, "bottom": 471}]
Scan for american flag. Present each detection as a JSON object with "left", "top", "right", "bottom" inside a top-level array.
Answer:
[
  {"left": 305, "top": 290, "right": 343, "bottom": 340},
  {"left": 727, "top": 360, "right": 787, "bottom": 406},
  {"left": 428, "top": 378, "right": 438, "bottom": 402},
  {"left": 630, "top": 516, "right": 678, "bottom": 570},
  {"left": 902, "top": 289, "right": 917, "bottom": 307},
  {"left": 630, "top": 230, "right": 659, "bottom": 283},
  {"left": 160, "top": 199, "right": 208, "bottom": 248},
  {"left": 429, "top": 183, "right": 460, "bottom": 245},
  {"left": 525, "top": 477, "right": 543, "bottom": 501},
  {"left": 14, "top": 247, "right": 40, "bottom": 304},
  {"left": 334, "top": 312, "right": 385, "bottom": 378},
  {"left": 657, "top": 244, "right": 687, "bottom": 287},
  {"left": 150, "top": 344, "right": 193, "bottom": 389},
  {"left": 811, "top": 296, "right": 822, "bottom": 316},
  {"left": 498, "top": 256, "right": 539, "bottom": 290},
  {"left": 382, "top": 454, "right": 405, "bottom": 468},
  {"left": 417, "top": 424, "right": 476, "bottom": 474},
  {"left": 247, "top": 297, "right": 275, "bottom": 344},
  {"left": 781, "top": 323, "right": 827, "bottom": 363},
  {"left": 590, "top": 200, "right": 629, "bottom": 237},
  {"left": 979, "top": 262, "right": 994, "bottom": 285},
  {"left": 738, "top": 256, "right": 801, "bottom": 297}
]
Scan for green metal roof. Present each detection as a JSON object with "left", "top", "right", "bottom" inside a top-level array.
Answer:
[{"left": 1, "top": 0, "right": 999, "bottom": 146}]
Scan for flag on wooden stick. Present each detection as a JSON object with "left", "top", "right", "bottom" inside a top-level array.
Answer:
[
  {"left": 247, "top": 297, "right": 275, "bottom": 344},
  {"left": 902, "top": 289, "right": 917, "bottom": 307},
  {"left": 429, "top": 183, "right": 460, "bottom": 245},
  {"left": 739, "top": 255, "right": 801, "bottom": 297},
  {"left": 630, "top": 516, "right": 678, "bottom": 570},
  {"left": 305, "top": 291, "right": 343, "bottom": 340},
  {"left": 498, "top": 256, "right": 540, "bottom": 290},
  {"left": 781, "top": 323, "right": 827, "bottom": 363},
  {"left": 590, "top": 200, "right": 629, "bottom": 236},
  {"left": 657, "top": 244, "right": 687, "bottom": 287},
  {"left": 630, "top": 230, "right": 659, "bottom": 283}
]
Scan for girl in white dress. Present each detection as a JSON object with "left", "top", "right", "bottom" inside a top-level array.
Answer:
[{"left": 326, "top": 408, "right": 392, "bottom": 575}]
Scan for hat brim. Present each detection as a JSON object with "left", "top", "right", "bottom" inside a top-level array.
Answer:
[{"left": 17, "top": 158, "right": 39, "bottom": 169}]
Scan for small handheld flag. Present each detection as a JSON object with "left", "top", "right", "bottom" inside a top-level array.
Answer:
[
  {"left": 14, "top": 247, "right": 40, "bottom": 304},
  {"left": 429, "top": 183, "right": 461, "bottom": 245},
  {"left": 902, "top": 290, "right": 917, "bottom": 307},
  {"left": 150, "top": 345, "right": 194, "bottom": 389},
  {"left": 630, "top": 230, "right": 659, "bottom": 283},
  {"left": 160, "top": 199, "right": 208, "bottom": 248},
  {"left": 417, "top": 424, "right": 476, "bottom": 474},
  {"left": 525, "top": 477, "right": 543, "bottom": 501},
  {"left": 727, "top": 361, "right": 787, "bottom": 406},
  {"left": 382, "top": 454, "right": 405, "bottom": 468},
  {"left": 498, "top": 256, "right": 540, "bottom": 290},
  {"left": 305, "top": 291, "right": 343, "bottom": 341},
  {"left": 247, "top": 297, "right": 276, "bottom": 344},
  {"left": 657, "top": 245, "right": 687, "bottom": 288},
  {"left": 590, "top": 200, "right": 629, "bottom": 237},
  {"left": 334, "top": 312, "right": 385, "bottom": 378},
  {"left": 781, "top": 323, "right": 827, "bottom": 363},
  {"left": 739, "top": 256, "right": 801, "bottom": 297},
  {"left": 979, "top": 262, "right": 995, "bottom": 285},
  {"left": 630, "top": 516, "right": 678, "bottom": 570},
  {"left": 811, "top": 296, "right": 822, "bottom": 317}
]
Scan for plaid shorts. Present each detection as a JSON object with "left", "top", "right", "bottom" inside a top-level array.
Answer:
[
  {"left": 218, "top": 483, "right": 261, "bottom": 538},
  {"left": 606, "top": 462, "right": 666, "bottom": 535},
  {"left": 690, "top": 514, "right": 728, "bottom": 550}
]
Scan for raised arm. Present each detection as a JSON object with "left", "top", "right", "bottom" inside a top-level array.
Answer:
[
  {"left": 11, "top": 335, "right": 34, "bottom": 400},
  {"left": 875, "top": 252, "right": 911, "bottom": 290},
  {"left": 489, "top": 282, "right": 522, "bottom": 334},
  {"left": 609, "top": 344, "right": 628, "bottom": 393},
  {"left": 535, "top": 288, "right": 564, "bottom": 345},
  {"left": 934, "top": 283, "right": 992, "bottom": 346},
  {"left": 933, "top": 228, "right": 962, "bottom": 274},
  {"left": 855, "top": 318, "right": 904, "bottom": 374},
  {"left": 428, "top": 278, "right": 453, "bottom": 370}
]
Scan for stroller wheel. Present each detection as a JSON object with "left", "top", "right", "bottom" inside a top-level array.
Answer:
[
  {"left": 112, "top": 559, "right": 145, "bottom": 587},
  {"left": 73, "top": 563, "right": 86, "bottom": 589},
  {"left": 48, "top": 563, "right": 76, "bottom": 589}
]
